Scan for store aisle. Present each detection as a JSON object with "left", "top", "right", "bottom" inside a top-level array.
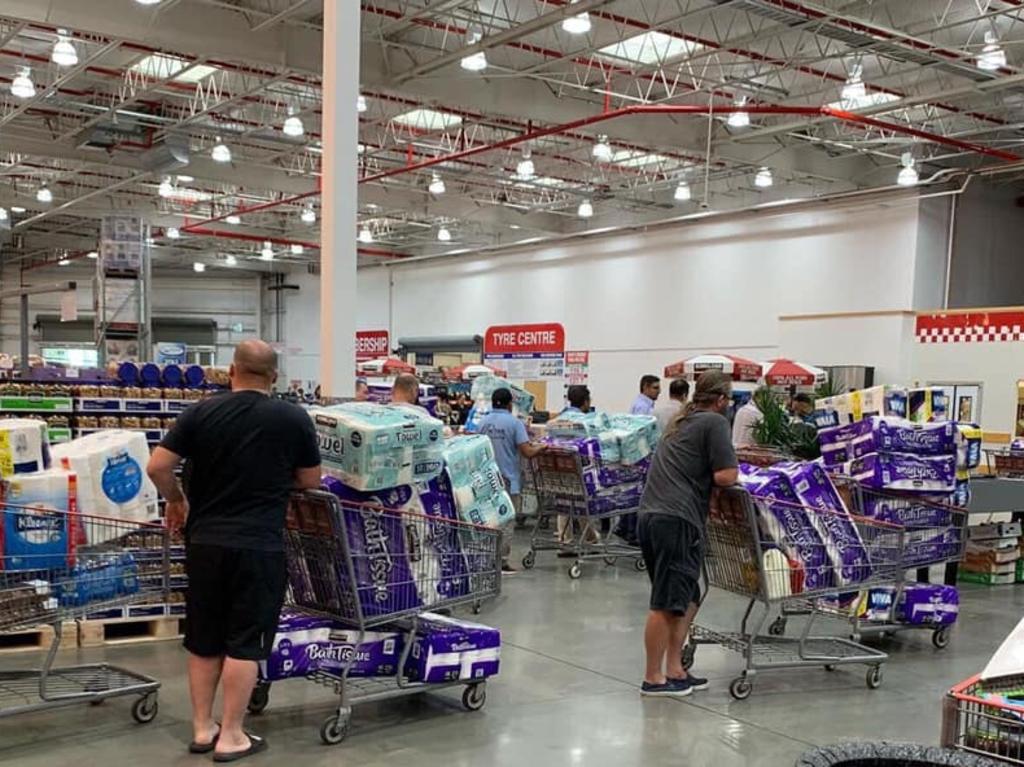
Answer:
[{"left": 0, "top": 551, "right": 1019, "bottom": 767}]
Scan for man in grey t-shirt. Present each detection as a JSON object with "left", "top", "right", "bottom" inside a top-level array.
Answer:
[{"left": 638, "top": 371, "right": 738, "bottom": 698}]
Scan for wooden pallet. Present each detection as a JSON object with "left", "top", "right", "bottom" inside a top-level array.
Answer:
[
  {"left": 0, "top": 623, "right": 77, "bottom": 654},
  {"left": 78, "top": 616, "right": 184, "bottom": 647}
]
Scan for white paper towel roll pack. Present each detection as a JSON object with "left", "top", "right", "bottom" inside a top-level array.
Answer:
[
  {"left": 51, "top": 430, "right": 157, "bottom": 531},
  {"left": 0, "top": 419, "right": 51, "bottom": 477}
]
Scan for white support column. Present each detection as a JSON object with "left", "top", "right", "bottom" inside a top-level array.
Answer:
[{"left": 319, "top": 0, "right": 359, "bottom": 397}]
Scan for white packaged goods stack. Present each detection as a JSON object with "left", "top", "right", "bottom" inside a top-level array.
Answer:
[
  {"left": 0, "top": 420, "right": 52, "bottom": 477},
  {"left": 465, "top": 375, "right": 534, "bottom": 432},
  {"left": 814, "top": 385, "right": 909, "bottom": 427}
]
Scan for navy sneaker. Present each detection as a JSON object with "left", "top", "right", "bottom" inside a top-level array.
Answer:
[
  {"left": 640, "top": 679, "right": 692, "bottom": 698},
  {"left": 669, "top": 673, "right": 709, "bottom": 692}
]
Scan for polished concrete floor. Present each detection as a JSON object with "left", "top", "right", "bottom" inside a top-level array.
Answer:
[{"left": 1, "top": 546, "right": 1021, "bottom": 767}]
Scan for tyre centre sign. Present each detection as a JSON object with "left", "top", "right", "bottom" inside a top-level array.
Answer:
[{"left": 484, "top": 323, "right": 566, "bottom": 379}]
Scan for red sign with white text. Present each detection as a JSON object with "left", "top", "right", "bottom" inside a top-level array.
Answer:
[
  {"left": 484, "top": 323, "right": 565, "bottom": 355},
  {"left": 355, "top": 330, "right": 390, "bottom": 361}
]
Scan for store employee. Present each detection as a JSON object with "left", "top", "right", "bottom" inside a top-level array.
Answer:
[{"left": 630, "top": 375, "right": 661, "bottom": 415}]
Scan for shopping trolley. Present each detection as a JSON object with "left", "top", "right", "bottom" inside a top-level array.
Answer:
[
  {"left": 769, "top": 485, "right": 968, "bottom": 650},
  {"left": 521, "top": 447, "right": 645, "bottom": 579},
  {"left": 984, "top": 449, "right": 1024, "bottom": 479},
  {"left": 0, "top": 504, "right": 169, "bottom": 724},
  {"left": 943, "top": 674, "right": 1024, "bottom": 764},
  {"left": 684, "top": 485, "right": 898, "bottom": 700},
  {"left": 249, "top": 490, "right": 502, "bottom": 745}
]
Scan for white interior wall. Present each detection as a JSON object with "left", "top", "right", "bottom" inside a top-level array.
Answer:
[{"left": 354, "top": 198, "right": 928, "bottom": 411}]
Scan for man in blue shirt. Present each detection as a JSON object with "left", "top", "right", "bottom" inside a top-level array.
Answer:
[
  {"left": 477, "top": 387, "right": 546, "bottom": 574},
  {"left": 630, "top": 375, "right": 661, "bottom": 415},
  {"left": 561, "top": 384, "right": 591, "bottom": 415}
]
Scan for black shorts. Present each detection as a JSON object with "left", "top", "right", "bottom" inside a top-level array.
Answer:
[
  {"left": 184, "top": 543, "right": 287, "bottom": 661},
  {"left": 638, "top": 513, "right": 704, "bottom": 614}
]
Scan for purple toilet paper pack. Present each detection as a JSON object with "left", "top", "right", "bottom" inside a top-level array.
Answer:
[
  {"left": 739, "top": 466, "right": 832, "bottom": 591},
  {"left": 848, "top": 418, "right": 955, "bottom": 459},
  {"left": 404, "top": 612, "right": 500, "bottom": 683},
  {"left": 904, "top": 527, "right": 963, "bottom": 567},
  {"left": 894, "top": 584, "right": 959, "bottom": 626},
  {"left": 260, "top": 612, "right": 404, "bottom": 681},
  {"left": 849, "top": 452, "right": 956, "bottom": 494},
  {"left": 861, "top": 492, "right": 952, "bottom": 528},
  {"left": 771, "top": 462, "right": 872, "bottom": 586},
  {"left": 818, "top": 421, "right": 871, "bottom": 466},
  {"left": 416, "top": 474, "right": 472, "bottom": 605}
]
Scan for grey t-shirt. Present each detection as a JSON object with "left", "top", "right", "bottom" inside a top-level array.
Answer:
[{"left": 640, "top": 409, "right": 738, "bottom": 528}]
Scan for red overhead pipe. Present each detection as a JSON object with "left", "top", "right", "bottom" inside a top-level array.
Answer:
[
  {"left": 179, "top": 227, "right": 320, "bottom": 249},
  {"left": 180, "top": 189, "right": 319, "bottom": 233}
]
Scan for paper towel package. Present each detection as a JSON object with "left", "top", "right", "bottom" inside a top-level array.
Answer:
[
  {"left": 442, "top": 435, "right": 496, "bottom": 479},
  {"left": 310, "top": 403, "right": 444, "bottom": 492},
  {"left": 771, "top": 461, "right": 872, "bottom": 585},
  {"left": 1, "top": 470, "right": 78, "bottom": 572},
  {"left": 816, "top": 386, "right": 908, "bottom": 425},
  {"left": 404, "top": 612, "right": 500, "bottom": 684},
  {"left": 51, "top": 431, "right": 157, "bottom": 533},
  {"left": 739, "top": 466, "right": 832, "bottom": 591},
  {"left": 56, "top": 552, "right": 139, "bottom": 608},
  {"left": 955, "top": 424, "right": 982, "bottom": 470},
  {"left": 260, "top": 612, "right": 404, "bottom": 681},
  {"left": 0, "top": 419, "right": 51, "bottom": 477},
  {"left": 440, "top": 435, "right": 515, "bottom": 529},
  {"left": 909, "top": 387, "right": 949, "bottom": 424},
  {"left": 848, "top": 452, "right": 956, "bottom": 494}
]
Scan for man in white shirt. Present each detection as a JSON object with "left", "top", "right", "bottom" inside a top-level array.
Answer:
[
  {"left": 731, "top": 396, "right": 761, "bottom": 447},
  {"left": 653, "top": 379, "right": 690, "bottom": 434}
]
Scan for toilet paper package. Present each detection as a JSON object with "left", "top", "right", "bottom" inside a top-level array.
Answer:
[
  {"left": 894, "top": 583, "right": 959, "bottom": 626},
  {"left": 771, "top": 461, "right": 872, "bottom": 585},
  {"left": 848, "top": 452, "right": 956, "bottom": 494},
  {"left": 739, "top": 466, "right": 831, "bottom": 591},
  {"left": 909, "top": 387, "right": 950, "bottom": 424},
  {"left": 542, "top": 436, "right": 648, "bottom": 494},
  {"left": 0, "top": 419, "right": 51, "bottom": 477},
  {"left": 404, "top": 612, "right": 501, "bottom": 684},
  {"left": 416, "top": 473, "right": 473, "bottom": 603},
  {"left": 260, "top": 612, "right": 404, "bottom": 681},
  {"left": 442, "top": 435, "right": 496, "bottom": 479},
  {"left": 861, "top": 492, "right": 952, "bottom": 528},
  {"left": 1, "top": 470, "right": 78, "bottom": 572},
  {"left": 449, "top": 464, "right": 515, "bottom": 529},
  {"left": 554, "top": 481, "right": 643, "bottom": 516},
  {"left": 310, "top": 404, "right": 444, "bottom": 492},
  {"left": 465, "top": 377, "right": 535, "bottom": 431},
  {"left": 51, "top": 431, "right": 157, "bottom": 535},
  {"left": 955, "top": 424, "right": 982, "bottom": 470},
  {"left": 905, "top": 527, "right": 963, "bottom": 568},
  {"left": 848, "top": 418, "right": 955, "bottom": 459}
]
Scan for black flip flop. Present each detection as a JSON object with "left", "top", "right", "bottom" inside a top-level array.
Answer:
[
  {"left": 213, "top": 733, "right": 268, "bottom": 763},
  {"left": 188, "top": 725, "right": 220, "bottom": 754}
]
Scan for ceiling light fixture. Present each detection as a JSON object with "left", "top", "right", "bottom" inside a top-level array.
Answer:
[
  {"left": 290, "top": 243, "right": 304, "bottom": 255},
  {"left": 841, "top": 64, "right": 867, "bottom": 105},
  {"left": 282, "top": 108, "right": 304, "bottom": 138},
  {"left": 754, "top": 167, "right": 773, "bottom": 188},
  {"left": 897, "top": 153, "right": 918, "bottom": 186},
  {"left": 166, "top": 226, "right": 180, "bottom": 239},
  {"left": 158, "top": 177, "right": 174, "bottom": 198},
  {"left": 460, "top": 31, "right": 488, "bottom": 72},
  {"left": 87, "top": 251, "right": 98, "bottom": 259},
  {"left": 977, "top": 30, "right": 1007, "bottom": 71},
  {"left": 58, "top": 257, "right": 71, "bottom": 267},
  {"left": 10, "top": 206, "right": 25, "bottom": 214},
  {"left": 135, "top": 0, "right": 164, "bottom": 5},
  {"left": 10, "top": 68, "right": 35, "bottom": 100},
  {"left": 516, "top": 149, "right": 535, "bottom": 180},
  {"left": 562, "top": 1, "right": 592, "bottom": 35},
  {"left": 358, "top": 225, "right": 374, "bottom": 244},
  {"left": 224, "top": 254, "right": 238, "bottom": 266},
  {"left": 176, "top": 174, "right": 194, "bottom": 183},
  {"left": 592, "top": 135, "right": 613, "bottom": 163},
  {"left": 357, "top": 94, "right": 367, "bottom": 113},
  {"left": 674, "top": 180, "right": 691, "bottom": 202},
  {"left": 437, "top": 226, "right": 452, "bottom": 242},
  {"left": 225, "top": 214, "right": 241, "bottom": 225},
  {"left": 260, "top": 241, "right": 274, "bottom": 260},
  {"left": 428, "top": 173, "right": 446, "bottom": 195},
  {"left": 51, "top": 31, "right": 79, "bottom": 67},
  {"left": 727, "top": 98, "right": 750, "bottom": 128},
  {"left": 577, "top": 199, "right": 594, "bottom": 219},
  {"left": 0, "top": 207, "right": 7, "bottom": 222},
  {"left": 36, "top": 186, "right": 53, "bottom": 204},
  {"left": 300, "top": 206, "right": 316, "bottom": 224},
  {"left": 211, "top": 138, "right": 231, "bottom": 163},
  {"left": 193, "top": 261, "right": 206, "bottom": 273}
]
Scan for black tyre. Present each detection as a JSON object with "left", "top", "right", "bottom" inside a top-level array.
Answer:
[
  {"left": 462, "top": 683, "right": 487, "bottom": 711},
  {"left": 568, "top": 562, "right": 582, "bottom": 580},
  {"left": 768, "top": 617, "right": 787, "bottom": 637},
  {"left": 729, "top": 676, "right": 752, "bottom": 701},
  {"left": 866, "top": 665, "right": 883, "bottom": 690},
  {"left": 131, "top": 693, "right": 158, "bottom": 724},
  {"left": 320, "top": 714, "right": 349, "bottom": 745},
  {"left": 681, "top": 644, "right": 696, "bottom": 671},
  {"left": 521, "top": 551, "right": 536, "bottom": 570},
  {"left": 248, "top": 682, "right": 271, "bottom": 715},
  {"left": 634, "top": 558, "right": 647, "bottom": 572},
  {"left": 932, "top": 626, "right": 951, "bottom": 650},
  {"left": 604, "top": 556, "right": 617, "bottom": 566}
]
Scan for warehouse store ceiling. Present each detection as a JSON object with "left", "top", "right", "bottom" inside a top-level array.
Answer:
[{"left": 1, "top": 0, "right": 1023, "bottom": 272}]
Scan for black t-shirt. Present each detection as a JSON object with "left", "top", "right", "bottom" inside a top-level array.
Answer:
[{"left": 161, "top": 390, "right": 321, "bottom": 552}]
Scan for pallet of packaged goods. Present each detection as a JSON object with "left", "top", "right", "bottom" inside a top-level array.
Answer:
[
  {"left": 960, "top": 522, "right": 1022, "bottom": 586},
  {"left": 78, "top": 614, "right": 184, "bottom": 647},
  {"left": 0, "top": 623, "right": 77, "bottom": 654}
]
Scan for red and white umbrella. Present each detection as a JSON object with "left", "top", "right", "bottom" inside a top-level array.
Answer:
[
  {"left": 443, "top": 363, "right": 507, "bottom": 381},
  {"left": 357, "top": 357, "right": 416, "bottom": 376},
  {"left": 761, "top": 359, "right": 827, "bottom": 387},
  {"left": 663, "top": 354, "right": 763, "bottom": 382}
]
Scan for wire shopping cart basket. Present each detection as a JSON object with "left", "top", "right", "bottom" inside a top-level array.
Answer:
[
  {"left": 769, "top": 484, "right": 968, "bottom": 650},
  {"left": 685, "top": 485, "right": 898, "bottom": 700},
  {"left": 522, "top": 447, "right": 645, "bottom": 579},
  {"left": 250, "top": 490, "right": 502, "bottom": 745},
  {"left": 942, "top": 674, "right": 1024, "bottom": 765},
  {"left": 0, "top": 503, "right": 169, "bottom": 724},
  {"left": 984, "top": 449, "right": 1024, "bottom": 479}
]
